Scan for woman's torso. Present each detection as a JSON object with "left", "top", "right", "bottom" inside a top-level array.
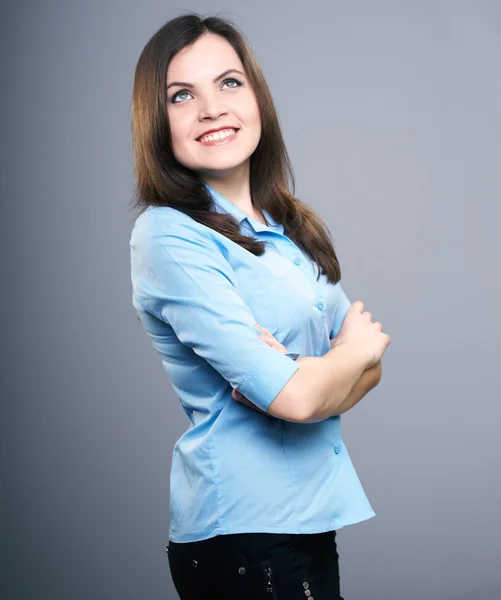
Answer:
[{"left": 129, "top": 184, "right": 375, "bottom": 542}]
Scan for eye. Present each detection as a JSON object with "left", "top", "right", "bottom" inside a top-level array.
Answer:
[
  {"left": 169, "top": 77, "right": 244, "bottom": 104},
  {"left": 170, "top": 77, "right": 243, "bottom": 104},
  {"left": 170, "top": 89, "right": 192, "bottom": 104},
  {"left": 222, "top": 77, "right": 243, "bottom": 89}
]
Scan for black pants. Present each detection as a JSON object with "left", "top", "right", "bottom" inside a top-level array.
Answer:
[{"left": 167, "top": 530, "right": 345, "bottom": 599}]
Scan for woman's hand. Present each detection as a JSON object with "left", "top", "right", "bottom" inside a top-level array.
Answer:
[
  {"left": 332, "top": 301, "right": 391, "bottom": 368},
  {"left": 231, "top": 324, "right": 288, "bottom": 407}
]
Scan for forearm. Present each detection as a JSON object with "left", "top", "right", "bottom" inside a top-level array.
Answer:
[
  {"left": 328, "top": 337, "right": 381, "bottom": 414},
  {"left": 235, "top": 346, "right": 380, "bottom": 421},
  {"left": 335, "top": 360, "right": 381, "bottom": 415},
  {"left": 296, "top": 344, "right": 369, "bottom": 422}
]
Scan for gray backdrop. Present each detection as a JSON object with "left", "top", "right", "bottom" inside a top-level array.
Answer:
[{"left": 1, "top": 1, "right": 500, "bottom": 599}]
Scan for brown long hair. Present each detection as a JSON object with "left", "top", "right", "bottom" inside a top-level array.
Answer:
[{"left": 131, "top": 13, "right": 341, "bottom": 283}]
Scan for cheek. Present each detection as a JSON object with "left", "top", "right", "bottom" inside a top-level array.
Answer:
[
  {"left": 249, "top": 101, "right": 262, "bottom": 135},
  {"left": 167, "top": 110, "right": 188, "bottom": 152},
  {"left": 170, "top": 131, "right": 183, "bottom": 158},
  {"left": 252, "top": 114, "right": 262, "bottom": 148},
  {"left": 236, "top": 91, "right": 261, "bottom": 131}
]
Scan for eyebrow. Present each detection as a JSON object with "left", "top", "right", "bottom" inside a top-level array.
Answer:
[{"left": 167, "top": 68, "right": 245, "bottom": 91}]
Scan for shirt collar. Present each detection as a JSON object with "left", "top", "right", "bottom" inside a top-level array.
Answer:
[{"left": 204, "top": 182, "right": 284, "bottom": 234}]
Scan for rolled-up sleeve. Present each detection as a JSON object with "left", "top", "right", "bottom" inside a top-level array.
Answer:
[
  {"left": 330, "top": 283, "right": 352, "bottom": 339},
  {"left": 130, "top": 212, "right": 299, "bottom": 412}
]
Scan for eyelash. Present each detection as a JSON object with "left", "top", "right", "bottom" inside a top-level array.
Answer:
[{"left": 169, "top": 77, "right": 244, "bottom": 104}]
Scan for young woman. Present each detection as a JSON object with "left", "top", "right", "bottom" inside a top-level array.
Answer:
[{"left": 130, "top": 13, "right": 390, "bottom": 600}]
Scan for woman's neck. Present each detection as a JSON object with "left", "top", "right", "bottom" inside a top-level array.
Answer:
[{"left": 201, "top": 163, "right": 264, "bottom": 222}]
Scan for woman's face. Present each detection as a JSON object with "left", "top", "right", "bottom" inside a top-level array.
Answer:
[{"left": 166, "top": 33, "right": 261, "bottom": 179}]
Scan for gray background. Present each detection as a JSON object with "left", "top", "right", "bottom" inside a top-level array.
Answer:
[{"left": 1, "top": 1, "right": 500, "bottom": 599}]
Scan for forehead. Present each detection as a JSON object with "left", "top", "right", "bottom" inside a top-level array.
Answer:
[{"left": 167, "top": 33, "right": 243, "bottom": 81}]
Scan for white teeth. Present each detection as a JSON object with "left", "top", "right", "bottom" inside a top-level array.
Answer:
[{"left": 199, "top": 128, "right": 236, "bottom": 142}]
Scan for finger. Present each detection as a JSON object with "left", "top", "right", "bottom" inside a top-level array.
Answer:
[
  {"left": 259, "top": 336, "right": 287, "bottom": 355},
  {"left": 259, "top": 331, "right": 274, "bottom": 341},
  {"left": 232, "top": 388, "right": 244, "bottom": 401},
  {"left": 255, "top": 323, "right": 274, "bottom": 338},
  {"left": 352, "top": 301, "right": 364, "bottom": 312}
]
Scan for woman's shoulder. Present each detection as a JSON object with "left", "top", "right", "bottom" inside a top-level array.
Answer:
[
  {"left": 130, "top": 205, "right": 219, "bottom": 255},
  {"left": 134, "top": 204, "right": 190, "bottom": 225},
  {"left": 132, "top": 205, "right": 208, "bottom": 237}
]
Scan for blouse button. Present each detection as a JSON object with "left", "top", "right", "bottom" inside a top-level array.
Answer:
[
  {"left": 192, "top": 560, "right": 198, "bottom": 567},
  {"left": 334, "top": 446, "right": 341, "bottom": 455},
  {"left": 317, "top": 301, "right": 324, "bottom": 311},
  {"left": 294, "top": 257, "right": 302, "bottom": 265}
]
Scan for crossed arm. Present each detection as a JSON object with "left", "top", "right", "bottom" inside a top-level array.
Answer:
[
  {"left": 334, "top": 357, "right": 381, "bottom": 414},
  {"left": 235, "top": 338, "right": 382, "bottom": 419}
]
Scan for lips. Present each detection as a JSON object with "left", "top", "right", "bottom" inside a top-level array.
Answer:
[{"left": 196, "top": 127, "right": 240, "bottom": 141}]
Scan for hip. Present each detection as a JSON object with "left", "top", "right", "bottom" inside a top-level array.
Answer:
[{"left": 167, "top": 530, "right": 345, "bottom": 600}]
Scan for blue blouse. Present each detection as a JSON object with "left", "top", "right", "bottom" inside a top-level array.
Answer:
[{"left": 129, "top": 182, "right": 375, "bottom": 542}]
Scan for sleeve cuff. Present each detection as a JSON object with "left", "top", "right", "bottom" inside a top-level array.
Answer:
[{"left": 240, "top": 349, "right": 300, "bottom": 412}]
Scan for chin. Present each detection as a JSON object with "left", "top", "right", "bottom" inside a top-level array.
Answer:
[
  {"left": 187, "top": 154, "right": 252, "bottom": 174},
  {"left": 199, "top": 160, "right": 248, "bottom": 172}
]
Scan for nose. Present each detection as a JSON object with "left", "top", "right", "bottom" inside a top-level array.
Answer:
[{"left": 198, "top": 92, "right": 228, "bottom": 121}]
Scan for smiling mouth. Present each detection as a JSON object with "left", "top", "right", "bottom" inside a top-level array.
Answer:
[{"left": 197, "top": 128, "right": 240, "bottom": 144}]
